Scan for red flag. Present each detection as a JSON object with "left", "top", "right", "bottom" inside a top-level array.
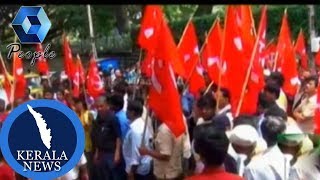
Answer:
[
  {"left": 314, "top": 79, "right": 320, "bottom": 134},
  {"left": 13, "top": 52, "right": 26, "bottom": 99},
  {"left": 178, "top": 20, "right": 199, "bottom": 76},
  {"left": 86, "top": 55, "right": 105, "bottom": 98},
  {"left": 177, "top": 20, "right": 205, "bottom": 95},
  {"left": 36, "top": 44, "right": 50, "bottom": 75},
  {"left": 236, "top": 5, "right": 256, "bottom": 59},
  {"left": 3, "top": 75, "right": 12, "bottom": 103},
  {"left": 277, "top": 10, "right": 299, "bottom": 97},
  {"left": 0, "top": 58, "right": 12, "bottom": 103},
  {"left": 138, "top": 5, "right": 185, "bottom": 77},
  {"left": 316, "top": 50, "right": 320, "bottom": 67},
  {"left": 137, "top": 5, "right": 164, "bottom": 51},
  {"left": 77, "top": 55, "right": 85, "bottom": 85},
  {"left": 141, "top": 51, "right": 153, "bottom": 77},
  {"left": 72, "top": 57, "right": 83, "bottom": 98},
  {"left": 148, "top": 20, "right": 186, "bottom": 137},
  {"left": 221, "top": 6, "right": 248, "bottom": 115},
  {"left": 240, "top": 6, "right": 267, "bottom": 115},
  {"left": 63, "top": 35, "right": 73, "bottom": 78},
  {"left": 263, "top": 42, "right": 277, "bottom": 70},
  {"left": 188, "top": 65, "right": 206, "bottom": 96},
  {"left": 162, "top": 19, "right": 185, "bottom": 77},
  {"left": 201, "top": 19, "right": 223, "bottom": 85},
  {"left": 294, "top": 29, "right": 308, "bottom": 70}
]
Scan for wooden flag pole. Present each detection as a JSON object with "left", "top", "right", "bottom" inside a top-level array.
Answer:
[
  {"left": 0, "top": 53, "right": 9, "bottom": 76},
  {"left": 236, "top": 5, "right": 266, "bottom": 116},
  {"left": 140, "top": 96, "right": 150, "bottom": 147},
  {"left": 178, "top": 16, "right": 196, "bottom": 92},
  {"left": 215, "top": 9, "right": 228, "bottom": 113},
  {"left": 203, "top": 81, "right": 214, "bottom": 95},
  {"left": 132, "top": 49, "right": 143, "bottom": 101},
  {"left": 236, "top": 5, "right": 266, "bottom": 117},
  {"left": 273, "top": 8, "right": 287, "bottom": 72},
  {"left": 272, "top": 50, "right": 279, "bottom": 72},
  {"left": 249, "top": 5, "right": 257, "bottom": 37},
  {"left": 183, "top": 17, "right": 220, "bottom": 93},
  {"left": 11, "top": 35, "right": 18, "bottom": 110},
  {"left": 76, "top": 54, "right": 90, "bottom": 109}
]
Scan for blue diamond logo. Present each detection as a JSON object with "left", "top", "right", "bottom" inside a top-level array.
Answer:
[{"left": 12, "top": 6, "right": 51, "bottom": 44}]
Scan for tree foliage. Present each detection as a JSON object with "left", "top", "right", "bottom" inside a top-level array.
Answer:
[{"left": 1, "top": 5, "right": 320, "bottom": 56}]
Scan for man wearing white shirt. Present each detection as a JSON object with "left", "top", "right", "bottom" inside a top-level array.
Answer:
[
  {"left": 58, "top": 154, "right": 88, "bottom": 180},
  {"left": 215, "top": 88, "right": 233, "bottom": 129},
  {"left": 229, "top": 125, "right": 260, "bottom": 176},
  {"left": 293, "top": 76, "right": 318, "bottom": 133},
  {"left": 123, "top": 100, "right": 153, "bottom": 180},
  {"left": 289, "top": 142, "right": 320, "bottom": 180},
  {"left": 243, "top": 116, "right": 286, "bottom": 180}
]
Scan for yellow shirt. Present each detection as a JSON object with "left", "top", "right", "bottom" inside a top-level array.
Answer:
[
  {"left": 79, "top": 111, "right": 92, "bottom": 152},
  {"left": 276, "top": 89, "right": 288, "bottom": 112}
]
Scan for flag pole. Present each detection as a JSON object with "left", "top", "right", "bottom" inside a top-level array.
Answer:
[
  {"left": 132, "top": 49, "right": 143, "bottom": 101},
  {"left": 273, "top": 8, "right": 287, "bottom": 72},
  {"left": 178, "top": 12, "right": 197, "bottom": 92},
  {"left": 183, "top": 17, "right": 220, "bottom": 93},
  {"left": 140, "top": 96, "right": 150, "bottom": 147},
  {"left": 77, "top": 54, "right": 90, "bottom": 109},
  {"left": 236, "top": 6, "right": 266, "bottom": 117},
  {"left": 272, "top": 51, "right": 279, "bottom": 72},
  {"left": 87, "top": 5, "right": 98, "bottom": 59},
  {"left": 249, "top": 5, "right": 257, "bottom": 37},
  {"left": 215, "top": 8, "right": 228, "bottom": 113},
  {"left": 11, "top": 35, "right": 18, "bottom": 110},
  {"left": 0, "top": 53, "right": 9, "bottom": 76}
]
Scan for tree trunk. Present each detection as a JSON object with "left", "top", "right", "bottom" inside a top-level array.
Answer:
[{"left": 114, "top": 5, "right": 130, "bottom": 35}]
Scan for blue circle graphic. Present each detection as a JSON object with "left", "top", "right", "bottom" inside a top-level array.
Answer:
[{"left": 0, "top": 99, "right": 85, "bottom": 180}]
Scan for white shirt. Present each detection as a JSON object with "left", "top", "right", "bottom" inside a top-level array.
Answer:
[
  {"left": 123, "top": 93, "right": 128, "bottom": 112},
  {"left": 142, "top": 106, "right": 154, "bottom": 137},
  {"left": 244, "top": 145, "right": 286, "bottom": 180},
  {"left": 0, "top": 88, "right": 9, "bottom": 107},
  {"left": 122, "top": 117, "right": 152, "bottom": 175},
  {"left": 58, "top": 154, "right": 87, "bottom": 180},
  {"left": 289, "top": 148, "right": 320, "bottom": 180}
]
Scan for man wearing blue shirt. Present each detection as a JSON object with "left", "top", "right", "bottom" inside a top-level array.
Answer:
[{"left": 108, "top": 94, "right": 130, "bottom": 141}]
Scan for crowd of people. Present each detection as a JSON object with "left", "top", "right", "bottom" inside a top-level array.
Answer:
[{"left": 0, "top": 65, "right": 320, "bottom": 180}]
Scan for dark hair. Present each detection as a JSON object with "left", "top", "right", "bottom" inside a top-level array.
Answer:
[
  {"left": 43, "top": 88, "right": 54, "bottom": 95},
  {"left": 194, "top": 123, "right": 229, "bottom": 166},
  {"left": 196, "top": 93, "right": 216, "bottom": 110},
  {"left": 233, "top": 114, "right": 258, "bottom": 129},
  {"left": 178, "top": 84, "right": 184, "bottom": 94},
  {"left": 212, "top": 115, "right": 231, "bottom": 131},
  {"left": 74, "top": 98, "right": 88, "bottom": 110},
  {"left": 127, "top": 100, "right": 144, "bottom": 117},
  {"left": 261, "top": 116, "right": 286, "bottom": 146},
  {"left": 264, "top": 82, "right": 281, "bottom": 99},
  {"left": 134, "top": 96, "right": 145, "bottom": 106},
  {"left": 265, "top": 106, "right": 287, "bottom": 121},
  {"left": 305, "top": 75, "right": 319, "bottom": 87},
  {"left": 6, "top": 104, "right": 12, "bottom": 111},
  {"left": 258, "top": 92, "right": 269, "bottom": 109},
  {"left": 113, "top": 81, "right": 128, "bottom": 95},
  {"left": 0, "top": 99, "right": 5, "bottom": 112},
  {"left": 269, "top": 72, "right": 285, "bottom": 87},
  {"left": 219, "top": 87, "right": 231, "bottom": 100},
  {"left": 107, "top": 94, "right": 124, "bottom": 112}
]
